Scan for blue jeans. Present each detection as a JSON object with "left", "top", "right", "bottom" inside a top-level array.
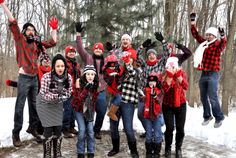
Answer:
[
  {"left": 62, "top": 97, "right": 75, "bottom": 131},
  {"left": 94, "top": 91, "right": 107, "bottom": 133},
  {"left": 12, "top": 74, "right": 40, "bottom": 135},
  {"left": 110, "top": 94, "right": 121, "bottom": 107},
  {"left": 75, "top": 112, "right": 94, "bottom": 154},
  {"left": 110, "top": 102, "right": 136, "bottom": 142},
  {"left": 145, "top": 114, "right": 163, "bottom": 143},
  {"left": 137, "top": 100, "right": 146, "bottom": 131},
  {"left": 199, "top": 71, "right": 224, "bottom": 121}
]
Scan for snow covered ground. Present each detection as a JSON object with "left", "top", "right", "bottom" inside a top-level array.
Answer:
[{"left": 0, "top": 97, "right": 236, "bottom": 152}]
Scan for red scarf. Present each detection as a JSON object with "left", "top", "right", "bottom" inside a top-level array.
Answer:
[{"left": 146, "top": 59, "right": 157, "bottom": 66}]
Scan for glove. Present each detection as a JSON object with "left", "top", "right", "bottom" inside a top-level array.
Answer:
[
  {"left": 58, "top": 94, "right": 67, "bottom": 102},
  {"left": 48, "top": 16, "right": 58, "bottom": 30},
  {"left": 106, "top": 42, "right": 113, "bottom": 51},
  {"left": 142, "top": 39, "right": 152, "bottom": 48},
  {"left": 218, "top": 27, "right": 225, "bottom": 37},
  {"left": 0, "top": 0, "right": 4, "bottom": 4},
  {"left": 166, "top": 70, "right": 174, "bottom": 78},
  {"left": 154, "top": 32, "right": 164, "bottom": 42},
  {"left": 173, "top": 40, "right": 183, "bottom": 49},
  {"left": 84, "top": 83, "right": 93, "bottom": 90},
  {"left": 75, "top": 22, "right": 84, "bottom": 33},
  {"left": 190, "top": 13, "right": 196, "bottom": 21},
  {"left": 5, "top": 80, "right": 18, "bottom": 87}
]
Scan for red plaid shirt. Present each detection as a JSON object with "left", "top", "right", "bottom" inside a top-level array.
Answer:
[
  {"left": 161, "top": 69, "right": 188, "bottom": 107},
  {"left": 191, "top": 25, "right": 227, "bottom": 72},
  {"left": 9, "top": 20, "right": 56, "bottom": 74}
]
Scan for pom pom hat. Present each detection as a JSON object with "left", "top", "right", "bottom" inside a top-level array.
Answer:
[
  {"left": 205, "top": 27, "right": 218, "bottom": 37},
  {"left": 83, "top": 65, "right": 96, "bottom": 75},
  {"left": 147, "top": 49, "right": 158, "bottom": 56},
  {"left": 165, "top": 57, "right": 179, "bottom": 70},
  {"left": 65, "top": 45, "right": 76, "bottom": 55},
  {"left": 121, "top": 34, "right": 132, "bottom": 42}
]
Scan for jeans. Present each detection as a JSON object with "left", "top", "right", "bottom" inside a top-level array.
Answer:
[
  {"left": 110, "top": 102, "right": 136, "bottom": 142},
  {"left": 199, "top": 71, "right": 224, "bottom": 121},
  {"left": 62, "top": 97, "right": 75, "bottom": 131},
  {"left": 144, "top": 114, "right": 163, "bottom": 143},
  {"left": 137, "top": 99, "right": 146, "bottom": 131},
  {"left": 163, "top": 103, "right": 186, "bottom": 149},
  {"left": 110, "top": 94, "right": 121, "bottom": 107},
  {"left": 75, "top": 112, "right": 94, "bottom": 154},
  {"left": 94, "top": 91, "right": 107, "bottom": 133},
  {"left": 12, "top": 74, "right": 40, "bottom": 135}
]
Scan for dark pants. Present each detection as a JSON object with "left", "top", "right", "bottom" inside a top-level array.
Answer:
[
  {"left": 44, "top": 126, "right": 62, "bottom": 138},
  {"left": 62, "top": 97, "right": 75, "bottom": 131},
  {"left": 12, "top": 74, "right": 40, "bottom": 135},
  {"left": 94, "top": 91, "right": 107, "bottom": 133},
  {"left": 162, "top": 103, "right": 186, "bottom": 150}
]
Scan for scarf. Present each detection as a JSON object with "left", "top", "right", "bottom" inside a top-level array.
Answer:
[
  {"left": 67, "top": 57, "right": 79, "bottom": 83},
  {"left": 92, "top": 54, "right": 104, "bottom": 74},
  {"left": 146, "top": 59, "right": 157, "bottom": 66},
  {"left": 193, "top": 38, "right": 217, "bottom": 68}
]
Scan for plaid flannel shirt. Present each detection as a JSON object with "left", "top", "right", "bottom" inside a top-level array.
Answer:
[
  {"left": 191, "top": 25, "right": 227, "bottom": 72},
  {"left": 39, "top": 72, "right": 73, "bottom": 103},
  {"left": 120, "top": 64, "right": 140, "bottom": 104},
  {"left": 9, "top": 20, "right": 56, "bottom": 74}
]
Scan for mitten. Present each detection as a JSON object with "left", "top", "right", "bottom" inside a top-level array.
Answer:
[
  {"left": 142, "top": 39, "right": 152, "bottom": 48},
  {"left": 175, "top": 69, "right": 182, "bottom": 78},
  {"left": 218, "top": 27, "right": 225, "bottom": 37},
  {"left": 190, "top": 13, "right": 196, "bottom": 21},
  {"left": 48, "top": 16, "right": 58, "bottom": 30},
  {"left": 166, "top": 70, "right": 174, "bottom": 78},
  {"left": 173, "top": 40, "right": 183, "bottom": 49},
  {"left": 154, "top": 32, "right": 164, "bottom": 42},
  {"left": 75, "top": 22, "right": 84, "bottom": 33}
]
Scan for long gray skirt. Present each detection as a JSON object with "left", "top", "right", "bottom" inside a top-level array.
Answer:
[{"left": 36, "top": 95, "right": 63, "bottom": 127}]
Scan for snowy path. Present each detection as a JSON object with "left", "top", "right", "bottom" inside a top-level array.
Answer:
[{"left": 1, "top": 131, "right": 236, "bottom": 158}]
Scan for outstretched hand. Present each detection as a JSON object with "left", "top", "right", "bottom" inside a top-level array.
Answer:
[
  {"left": 75, "top": 22, "right": 84, "bottom": 33},
  {"left": 190, "top": 13, "right": 196, "bottom": 21},
  {"left": 218, "top": 27, "right": 225, "bottom": 37},
  {"left": 173, "top": 40, "right": 183, "bottom": 49},
  {"left": 48, "top": 16, "right": 58, "bottom": 30},
  {"left": 142, "top": 39, "right": 152, "bottom": 48}
]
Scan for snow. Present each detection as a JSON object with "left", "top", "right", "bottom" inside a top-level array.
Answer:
[{"left": 0, "top": 97, "right": 236, "bottom": 152}]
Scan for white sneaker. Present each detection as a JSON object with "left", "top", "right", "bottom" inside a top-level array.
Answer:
[{"left": 202, "top": 116, "right": 213, "bottom": 126}]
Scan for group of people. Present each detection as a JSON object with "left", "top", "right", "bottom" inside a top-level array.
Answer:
[{"left": 1, "top": 1, "right": 227, "bottom": 158}]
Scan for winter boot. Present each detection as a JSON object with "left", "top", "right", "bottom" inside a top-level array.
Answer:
[
  {"left": 176, "top": 149, "right": 182, "bottom": 158},
  {"left": 107, "top": 138, "right": 120, "bottom": 156},
  {"left": 52, "top": 136, "right": 62, "bottom": 158},
  {"left": 87, "top": 153, "right": 94, "bottom": 158},
  {"left": 43, "top": 136, "right": 53, "bottom": 158},
  {"left": 153, "top": 142, "right": 162, "bottom": 158},
  {"left": 145, "top": 142, "right": 152, "bottom": 158},
  {"left": 12, "top": 133, "right": 22, "bottom": 147},
  {"left": 164, "top": 131, "right": 173, "bottom": 158},
  {"left": 128, "top": 141, "right": 139, "bottom": 158},
  {"left": 175, "top": 132, "right": 184, "bottom": 158},
  {"left": 77, "top": 153, "right": 85, "bottom": 158},
  {"left": 107, "top": 104, "right": 119, "bottom": 121}
]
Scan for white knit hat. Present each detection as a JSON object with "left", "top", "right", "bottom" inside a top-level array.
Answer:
[
  {"left": 121, "top": 34, "right": 132, "bottom": 42},
  {"left": 83, "top": 65, "right": 96, "bottom": 75},
  {"left": 205, "top": 27, "right": 218, "bottom": 37},
  {"left": 165, "top": 57, "right": 179, "bottom": 70}
]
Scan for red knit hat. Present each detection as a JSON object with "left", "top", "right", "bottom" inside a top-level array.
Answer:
[
  {"left": 65, "top": 45, "right": 76, "bottom": 55},
  {"left": 93, "top": 43, "right": 104, "bottom": 53},
  {"left": 105, "top": 54, "right": 118, "bottom": 63}
]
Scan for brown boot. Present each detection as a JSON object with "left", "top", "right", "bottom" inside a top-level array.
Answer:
[
  {"left": 12, "top": 134, "right": 22, "bottom": 147},
  {"left": 107, "top": 104, "right": 119, "bottom": 121}
]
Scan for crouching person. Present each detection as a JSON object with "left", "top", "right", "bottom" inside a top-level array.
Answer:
[
  {"left": 143, "top": 72, "right": 164, "bottom": 158},
  {"left": 36, "top": 54, "right": 73, "bottom": 158},
  {"left": 72, "top": 65, "right": 99, "bottom": 158}
]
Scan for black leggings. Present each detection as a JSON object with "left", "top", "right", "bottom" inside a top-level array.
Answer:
[{"left": 44, "top": 126, "right": 62, "bottom": 139}]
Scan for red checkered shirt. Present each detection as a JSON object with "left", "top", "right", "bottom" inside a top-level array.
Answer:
[
  {"left": 161, "top": 69, "right": 188, "bottom": 107},
  {"left": 9, "top": 20, "right": 56, "bottom": 74},
  {"left": 191, "top": 25, "right": 227, "bottom": 72}
]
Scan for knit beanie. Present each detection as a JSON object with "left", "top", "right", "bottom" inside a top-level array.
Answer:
[
  {"left": 83, "top": 65, "right": 96, "bottom": 75},
  {"left": 65, "top": 45, "right": 76, "bottom": 56},
  {"left": 105, "top": 54, "right": 118, "bottom": 63},
  {"left": 93, "top": 43, "right": 104, "bottom": 53},
  {"left": 146, "top": 49, "right": 158, "bottom": 56},
  {"left": 205, "top": 27, "right": 218, "bottom": 37},
  {"left": 121, "top": 34, "right": 132, "bottom": 42},
  {"left": 22, "top": 22, "right": 37, "bottom": 34},
  {"left": 165, "top": 57, "right": 179, "bottom": 70}
]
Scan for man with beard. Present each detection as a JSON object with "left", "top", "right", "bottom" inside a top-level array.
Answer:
[{"left": 1, "top": 0, "right": 57, "bottom": 147}]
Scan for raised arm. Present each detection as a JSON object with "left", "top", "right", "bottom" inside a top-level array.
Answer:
[{"left": 0, "top": 1, "right": 14, "bottom": 21}]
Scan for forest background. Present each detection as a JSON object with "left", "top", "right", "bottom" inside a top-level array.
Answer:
[{"left": 0, "top": 0, "right": 236, "bottom": 116}]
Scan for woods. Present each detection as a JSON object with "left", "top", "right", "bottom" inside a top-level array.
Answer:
[{"left": 0, "top": 0, "right": 235, "bottom": 115}]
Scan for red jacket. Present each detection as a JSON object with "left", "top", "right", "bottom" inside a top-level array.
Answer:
[
  {"left": 161, "top": 69, "right": 188, "bottom": 107},
  {"left": 143, "top": 87, "right": 163, "bottom": 120},
  {"left": 38, "top": 65, "right": 51, "bottom": 86}
]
